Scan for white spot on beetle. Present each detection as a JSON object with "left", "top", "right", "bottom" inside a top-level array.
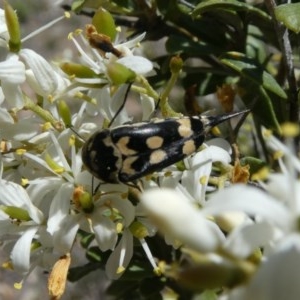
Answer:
[
  {"left": 116, "top": 136, "right": 137, "bottom": 156},
  {"left": 177, "top": 118, "right": 193, "bottom": 138},
  {"left": 150, "top": 150, "right": 167, "bottom": 165},
  {"left": 182, "top": 140, "right": 196, "bottom": 155},
  {"left": 146, "top": 136, "right": 164, "bottom": 149}
]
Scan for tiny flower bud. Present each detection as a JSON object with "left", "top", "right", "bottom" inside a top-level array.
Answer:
[
  {"left": 175, "top": 251, "right": 255, "bottom": 290},
  {"left": 92, "top": 8, "right": 117, "bottom": 41},
  {"left": 4, "top": 1, "right": 21, "bottom": 52},
  {"left": 170, "top": 55, "right": 183, "bottom": 74},
  {"left": 1, "top": 205, "right": 31, "bottom": 221},
  {"left": 79, "top": 191, "right": 94, "bottom": 213},
  {"left": 73, "top": 186, "right": 94, "bottom": 213},
  {"left": 60, "top": 62, "right": 98, "bottom": 78},
  {"left": 45, "top": 153, "right": 65, "bottom": 174},
  {"left": 107, "top": 62, "right": 136, "bottom": 85},
  {"left": 57, "top": 100, "right": 72, "bottom": 128},
  {"left": 129, "top": 221, "right": 149, "bottom": 239}
]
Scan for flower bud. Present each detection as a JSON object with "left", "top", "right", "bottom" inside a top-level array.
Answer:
[
  {"left": 78, "top": 191, "right": 94, "bottom": 213},
  {"left": 60, "top": 62, "right": 98, "bottom": 78},
  {"left": 1, "top": 205, "right": 31, "bottom": 221},
  {"left": 170, "top": 55, "right": 183, "bottom": 74},
  {"left": 92, "top": 8, "right": 117, "bottom": 41},
  {"left": 107, "top": 62, "right": 136, "bottom": 85},
  {"left": 129, "top": 221, "right": 149, "bottom": 239},
  {"left": 4, "top": 1, "right": 21, "bottom": 52},
  {"left": 57, "top": 100, "right": 72, "bottom": 128}
]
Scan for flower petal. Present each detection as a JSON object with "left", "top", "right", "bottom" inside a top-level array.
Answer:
[
  {"left": 141, "top": 188, "right": 225, "bottom": 252},
  {"left": 105, "top": 229, "right": 133, "bottom": 279},
  {"left": 117, "top": 56, "right": 153, "bottom": 75},
  {"left": 0, "top": 180, "right": 44, "bottom": 223},
  {"left": 225, "top": 221, "right": 275, "bottom": 258},
  {"left": 20, "top": 49, "right": 58, "bottom": 96},
  {"left": 91, "top": 212, "right": 118, "bottom": 251},
  {"left": 203, "top": 185, "right": 291, "bottom": 231},
  {"left": 10, "top": 226, "right": 38, "bottom": 273}
]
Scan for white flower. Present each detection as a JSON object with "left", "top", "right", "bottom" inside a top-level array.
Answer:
[
  {"left": 71, "top": 29, "right": 153, "bottom": 77},
  {"left": 228, "top": 234, "right": 300, "bottom": 300},
  {"left": 141, "top": 188, "right": 225, "bottom": 252},
  {"left": 0, "top": 180, "right": 48, "bottom": 274},
  {"left": 0, "top": 9, "right": 9, "bottom": 44},
  {"left": 202, "top": 130, "right": 300, "bottom": 299},
  {"left": 0, "top": 54, "right": 25, "bottom": 108},
  {"left": 181, "top": 139, "right": 232, "bottom": 204},
  {"left": 0, "top": 10, "right": 71, "bottom": 110},
  {"left": 86, "top": 85, "right": 132, "bottom": 127}
]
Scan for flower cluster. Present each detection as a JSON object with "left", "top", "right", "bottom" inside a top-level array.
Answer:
[
  {"left": 0, "top": 3, "right": 158, "bottom": 293},
  {"left": 1, "top": 2, "right": 299, "bottom": 300},
  {"left": 142, "top": 125, "right": 300, "bottom": 299}
]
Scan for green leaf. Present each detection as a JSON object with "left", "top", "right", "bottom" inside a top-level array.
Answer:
[
  {"left": 166, "top": 35, "right": 222, "bottom": 56},
  {"left": 238, "top": 78, "right": 281, "bottom": 131},
  {"left": 275, "top": 3, "right": 300, "bottom": 33},
  {"left": 71, "top": 0, "right": 131, "bottom": 14},
  {"left": 86, "top": 246, "right": 111, "bottom": 263},
  {"left": 140, "top": 277, "right": 164, "bottom": 298},
  {"left": 68, "top": 262, "right": 102, "bottom": 282},
  {"left": 78, "top": 230, "right": 95, "bottom": 248},
  {"left": 192, "top": 0, "right": 270, "bottom": 21},
  {"left": 220, "top": 53, "right": 284, "bottom": 130},
  {"left": 221, "top": 53, "right": 287, "bottom": 99},
  {"left": 106, "top": 280, "right": 139, "bottom": 298},
  {"left": 240, "top": 157, "right": 267, "bottom": 175}
]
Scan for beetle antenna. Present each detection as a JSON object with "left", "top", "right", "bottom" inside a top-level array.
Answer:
[
  {"left": 69, "top": 127, "right": 86, "bottom": 142},
  {"left": 108, "top": 82, "right": 133, "bottom": 128},
  {"left": 204, "top": 109, "right": 250, "bottom": 130}
]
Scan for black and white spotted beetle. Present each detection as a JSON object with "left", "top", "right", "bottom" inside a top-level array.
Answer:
[{"left": 82, "top": 110, "right": 248, "bottom": 184}]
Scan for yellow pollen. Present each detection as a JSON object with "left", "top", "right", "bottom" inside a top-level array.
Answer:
[
  {"left": 2, "top": 261, "right": 13, "bottom": 270},
  {"left": 251, "top": 166, "right": 269, "bottom": 181},
  {"left": 200, "top": 176, "right": 207, "bottom": 185},
  {"left": 154, "top": 267, "right": 162, "bottom": 276},
  {"left": 14, "top": 282, "right": 23, "bottom": 290},
  {"left": 273, "top": 150, "right": 284, "bottom": 160},
  {"left": 21, "top": 178, "right": 29, "bottom": 186},
  {"left": 116, "top": 266, "right": 125, "bottom": 274},
  {"left": 42, "top": 122, "right": 52, "bottom": 131},
  {"left": 262, "top": 129, "right": 272, "bottom": 138},
  {"left": 74, "top": 29, "right": 82, "bottom": 35},
  {"left": 281, "top": 122, "right": 300, "bottom": 137},
  {"left": 48, "top": 95, "right": 54, "bottom": 103},
  {"left": 16, "top": 148, "right": 26, "bottom": 155},
  {"left": 116, "top": 222, "right": 123, "bottom": 233},
  {"left": 69, "top": 135, "right": 76, "bottom": 146}
]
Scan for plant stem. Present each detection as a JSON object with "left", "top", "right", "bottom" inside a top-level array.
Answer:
[{"left": 264, "top": 0, "right": 299, "bottom": 124}]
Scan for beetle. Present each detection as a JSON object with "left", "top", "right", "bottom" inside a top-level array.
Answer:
[{"left": 81, "top": 110, "right": 248, "bottom": 184}]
